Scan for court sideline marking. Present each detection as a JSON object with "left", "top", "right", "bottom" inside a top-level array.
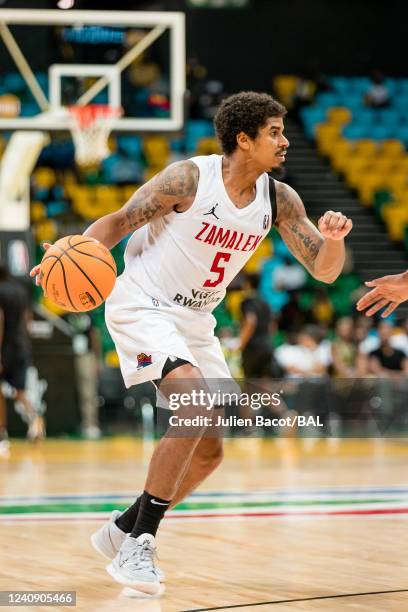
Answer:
[{"left": 181, "top": 588, "right": 408, "bottom": 611}]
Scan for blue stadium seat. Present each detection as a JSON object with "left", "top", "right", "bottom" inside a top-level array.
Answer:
[
  {"left": 314, "top": 92, "right": 342, "bottom": 108},
  {"left": 342, "top": 123, "right": 369, "bottom": 139},
  {"left": 349, "top": 77, "right": 371, "bottom": 93},
  {"left": 341, "top": 93, "right": 365, "bottom": 111},
  {"left": 117, "top": 135, "right": 143, "bottom": 158},
  {"left": 397, "top": 125, "right": 408, "bottom": 147},
  {"left": 185, "top": 120, "right": 214, "bottom": 152},
  {"left": 394, "top": 96, "right": 408, "bottom": 111},
  {"left": 300, "top": 106, "right": 327, "bottom": 138},
  {"left": 352, "top": 108, "right": 376, "bottom": 126},
  {"left": 329, "top": 77, "right": 351, "bottom": 94},
  {"left": 369, "top": 124, "right": 396, "bottom": 140}
]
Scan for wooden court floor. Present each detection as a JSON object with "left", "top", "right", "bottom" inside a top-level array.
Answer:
[{"left": 1, "top": 437, "right": 408, "bottom": 611}]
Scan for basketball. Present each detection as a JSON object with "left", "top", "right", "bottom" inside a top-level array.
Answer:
[{"left": 39, "top": 235, "right": 117, "bottom": 312}]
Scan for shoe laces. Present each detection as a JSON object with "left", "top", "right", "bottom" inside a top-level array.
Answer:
[{"left": 120, "top": 538, "right": 157, "bottom": 572}]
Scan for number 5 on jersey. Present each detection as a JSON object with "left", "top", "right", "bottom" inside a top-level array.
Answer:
[{"left": 203, "top": 252, "right": 231, "bottom": 288}]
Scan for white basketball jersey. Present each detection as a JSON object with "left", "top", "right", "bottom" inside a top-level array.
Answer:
[{"left": 123, "top": 154, "right": 274, "bottom": 313}]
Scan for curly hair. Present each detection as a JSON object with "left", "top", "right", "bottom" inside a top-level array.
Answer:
[{"left": 214, "top": 91, "right": 287, "bottom": 155}]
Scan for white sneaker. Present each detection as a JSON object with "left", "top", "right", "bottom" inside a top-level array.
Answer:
[
  {"left": 91, "top": 512, "right": 165, "bottom": 582},
  {"left": 91, "top": 510, "right": 127, "bottom": 559},
  {"left": 106, "top": 533, "right": 161, "bottom": 595}
]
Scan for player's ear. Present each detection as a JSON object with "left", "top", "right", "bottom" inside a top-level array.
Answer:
[{"left": 236, "top": 131, "right": 250, "bottom": 151}]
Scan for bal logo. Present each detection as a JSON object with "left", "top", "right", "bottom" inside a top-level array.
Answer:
[{"left": 137, "top": 353, "right": 152, "bottom": 369}]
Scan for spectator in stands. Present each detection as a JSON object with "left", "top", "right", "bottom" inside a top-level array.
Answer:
[
  {"left": 279, "top": 290, "right": 308, "bottom": 332},
  {"left": 275, "top": 325, "right": 331, "bottom": 378},
  {"left": 0, "top": 261, "right": 45, "bottom": 454},
  {"left": 391, "top": 317, "right": 408, "bottom": 357},
  {"left": 239, "top": 273, "right": 274, "bottom": 379},
  {"left": 310, "top": 286, "right": 334, "bottom": 328},
  {"left": 331, "top": 317, "right": 363, "bottom": 377},
  {"left": 273, "top": 254, "right": 307, "bottom": 292},
  {"left": 64, "top": 312, "right": 102, "bottom": 439},
  {"left": 367, "top": 321, "right": 408, "bottom": 378},
  {"left": 364, "top": 71, "right": 390, "bottom": 108}
]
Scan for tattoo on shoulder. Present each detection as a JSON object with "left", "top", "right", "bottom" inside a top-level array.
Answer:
[{"left": 123, "top": 161, "right": 199, "bottom": 230}]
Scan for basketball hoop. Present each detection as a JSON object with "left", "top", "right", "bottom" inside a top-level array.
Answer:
[{"left": 68, "top": 104, "right": 122, "bottom": 167}]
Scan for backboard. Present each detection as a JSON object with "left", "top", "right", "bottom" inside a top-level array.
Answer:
[{"left": 0, "top": 9, "right": 185, "bottom": 132}]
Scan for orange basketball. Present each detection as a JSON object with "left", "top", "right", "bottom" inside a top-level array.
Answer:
[{"left": 40, "top": 235, "right": 117, "bottom": 312}]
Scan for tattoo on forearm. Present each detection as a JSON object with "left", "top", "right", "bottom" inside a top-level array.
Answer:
[
  {"left": 289, "top": 223, "right": 320, "bottom": 258},
  {"left": 276, "top": 181, "right": 323, "bottom": 269},
  {"left": 122, "top": 161, "right": 198, "bottom": 230}
]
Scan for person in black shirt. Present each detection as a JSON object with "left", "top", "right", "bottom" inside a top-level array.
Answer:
[
  {"left": 368, "top": 321, "right": 408, "bottom": 378},
  {"left": 239, "top": 273, "right": 274, "bottom": 378},
  {"left": 0, "top": 261, "right": 45, "bottom": 454}
]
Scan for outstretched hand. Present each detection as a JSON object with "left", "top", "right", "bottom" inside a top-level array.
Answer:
[
  {"left": 356, "top": 271, "right": 408, "bottom": 317},
  {"left": 318, "top": 211, "right": 353, "bottom": 240},
  {"left": 29, "top": 242, "right": 52, "bottom": 286}
]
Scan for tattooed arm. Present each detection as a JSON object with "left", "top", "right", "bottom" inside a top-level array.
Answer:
[
  {"left": 83, "top": 160, "right": 199, "bottom": 249},
  {"left": 275, "top": 181, "right": 352, "bottom": 283}
]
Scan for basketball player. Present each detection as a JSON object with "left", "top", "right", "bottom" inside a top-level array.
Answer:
[
  {"left": 357, "top": 270, "right": 408, "bottom": 316},
  {"left": 0, "top": 261, "right": 45, "bottom": 456},
  {"left": 31, "top": 92, "right": 352, "bottom": 594}
]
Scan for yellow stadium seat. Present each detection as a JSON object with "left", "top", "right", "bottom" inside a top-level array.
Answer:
[
  {"left": 392, "top": 186, "right": 408, "bottom": 200},
  {"left": 33, "top": 167, "right": 56, "bottom": 189},
  {"left": 329, "top": 139, "right": 355, "bottom": 172},
  {"left": 273, "top": 75, "right": 299, "bottom": 107},
  {"left": 382, "top": 172, "right": 408, "bottom": 191},
  {"left": 357, "top": 173, "right": 389, "bottom": 205},
  {"left": 196, "top": 137, "right": 221, "bottom": 155},
  {"left": 354, "top": 139, "right": 378, "bottom": 157},
  {"left": 143, "top": 136, "right": 170, "bottom": 165},
  {"left": 31, "top": 201, "right": 46, "bottom": 222},
  {"left": 382, "top": 203, "right": 408, "bottom": 241},
  {"left": 244, "top": 239, "right": 273, "bottom": 273},
  {"left": 35, "top": 219, "right": 58, "bottom": 244},
  {"left": 370, "top": 158, "right": 400, "bottom": 174},
  {"left": 122, "top": 185, "right": 139, "bottom": 202},
  {"left": 225, "top": 289, "right": 244, "bottom": 322},
  {"left": 380, "top": 139, "right": 405, "bottom": 158},
  {"left": 315, "top": 123, "right": 342, "bottom": 155},
  {"left": 327, "top": 107, "right": 352, "bottom": 126},
  {"left": 343, "top": 157, "right": 373, "bottom": 186},
  {"left": 393, "top": 157, "right": 408, "bottom": 173}
]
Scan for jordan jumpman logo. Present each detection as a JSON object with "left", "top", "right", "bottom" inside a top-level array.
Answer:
[{"left": 204, "top": 203, "right": 220, "bottom": 220}]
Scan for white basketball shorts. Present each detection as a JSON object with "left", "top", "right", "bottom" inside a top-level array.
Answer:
[{"left": 105, "top": 273, "right": 232, "bottom": 388}]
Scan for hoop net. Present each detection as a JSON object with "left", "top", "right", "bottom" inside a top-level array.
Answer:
[{"left": 68, "top": 104, "right": 122, "bottom": 167}]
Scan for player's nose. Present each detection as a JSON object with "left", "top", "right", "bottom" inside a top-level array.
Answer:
[{"left": 281, "top": 135, "right": 290, "bottom": 148}]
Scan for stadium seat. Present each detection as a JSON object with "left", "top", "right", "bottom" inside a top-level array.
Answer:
[
  {"left": 354, "top": 139, "right": 378, "bottom": 156},
  {"left": 382, "top": 203, "right": 408, "bottom": 241},
  {"left": 315, "top": 92, "right": 343, "bottom": 108},
  {"left": 329, "top": 139, "right": 354, "bottom": 172},
  {"left": 327, "top": 107, "right": 351, "bottom": 126},
  {"left": 300, "top": 107, "right": 327, "bottom": 138},
  {"left": 343, "top": 124, "right": 369, "bottom": 140},
  {"left": 356, "top": 172, "right": 389, "bottom": 205},
  {"left": 370, "top": 124, "right": 396, "bottom": 141},
  {"left": 315, "top": 123, "right": 342, "bottom": 154},
  {"left": 380, "top": 139, "right": 405, "bottom": 157},
  {"left": 273, "top": 75, "right": 299, "bottom": 107},
  {"left": 329, "top": 77, "right": 351, "bottom": 94}
]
